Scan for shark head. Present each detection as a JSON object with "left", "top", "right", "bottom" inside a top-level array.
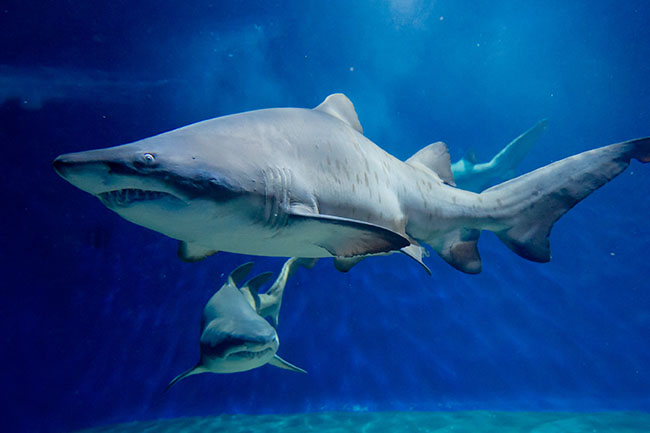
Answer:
[
  {"left": 198, "top": 311, "right": 280, "bottom": 373},
  {"left": 52, "top": 121, "right": 261, "bottom": 245},
  {"left": 197, "top": 270, "right": 281, "bottom": 374}
]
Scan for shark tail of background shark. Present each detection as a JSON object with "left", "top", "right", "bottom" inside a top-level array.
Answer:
[
  {"left": 489, "top": 118, "right": 548, "bottom": 178},
  {"left": 480, "top": 136, "right": 650, "bottom": 263},
  {"left": 165, "top": 364, "right": 207, "bottom": 392}
]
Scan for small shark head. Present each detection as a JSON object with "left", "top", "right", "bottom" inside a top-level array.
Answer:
[
  {"left": 166, "top": 278, "right": 280, "bottom": 389},
  {"left": 52, "top": 124, "right": 256, "bottom": 243},
  {"left": 198, "top": 314, "right": 280, "bottom": 373}
]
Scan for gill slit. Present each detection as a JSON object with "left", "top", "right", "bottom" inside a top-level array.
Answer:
[{"left": 263, "top": 167, "right": 292, "bottom": 231}]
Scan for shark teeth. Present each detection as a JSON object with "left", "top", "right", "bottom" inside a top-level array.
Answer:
[
  {"left": 226, "top": 347, "right": 274, "bottom": 360},
  {"left": 97, "top": 188, "right": 174, "bottom": 207}
]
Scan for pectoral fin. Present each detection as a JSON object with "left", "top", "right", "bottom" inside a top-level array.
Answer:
[
  {"left": 165, "top": 364, "right": 208, "bottom": 391},
  {"left": 289, "top": 209, "right": 410, "bottom": 257},
  {"left": 269, "top": 354, "right": 307, "bottom": 374}
]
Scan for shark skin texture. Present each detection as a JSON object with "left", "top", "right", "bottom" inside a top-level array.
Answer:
[{"left": 53, "top": 94, "right": 650, "bottom": 275}]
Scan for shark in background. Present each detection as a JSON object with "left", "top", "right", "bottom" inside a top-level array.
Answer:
[
  {"left": 0, "top": 65, "right": 170, "bottom": 110},
  {"left": 166, "top": 258, "right": 311, "bottom": 390},
  {"left": 451, "top": 119, "right": 548, "bottom": 192},
  {"left": 53, "top": 94, "right": 650, "bottom": 275}
]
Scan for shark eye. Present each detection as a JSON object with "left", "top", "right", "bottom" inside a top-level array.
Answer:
[{"left": 143, "top": 153, "right": 155, "bottom": 163}]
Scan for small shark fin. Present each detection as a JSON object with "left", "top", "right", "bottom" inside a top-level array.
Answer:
[
  {"left": 333, "top": 256, "right": 366, "bottom": 272},
  {"left": 289, "top": 208, "right": 410, "bottom": 257},
  {"left": 258, "top": 257, "right": 317, "bottom": 328},
  {"left": 259, "top": 259, "right": 293, "bottom": 327},
  {"left": 406, "top": 141, "right": 456, "bottom": 186},
  {"left": 240, "top": 272, "right": 273, "bottom": 312},
  {"left": 314, "top": 93, "right": 363, "bottom": 134},
  {"left": 432, "top": 228, "right": 482, "bottom": 274},
  {"left": 228, "top": 262, "right": 255, "bottom": 287},
  {"left": 490, "top": 118, "right": 548, "bottom": 171},
  {"left": 244, "top": 272, "right": 274, "bottom": 294},
  {"left": 165, "top": 364, "right": 207, "bottom": 391},
  {"left": 177, "top": 242, "right": 219, "bottom": 262},
  {"left": 269, "top": 354, "right": 307, "bottom": 374},
  {"left": 400, "top": 245, "right": 432, "bottom": 275}
]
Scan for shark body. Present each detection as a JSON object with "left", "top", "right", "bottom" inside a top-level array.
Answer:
[
  {"left": 53, "top": 94, "right": 650, "bottom": 274},
  {"left": 167, "top": 259, "right": 307, "bottom": 389}
]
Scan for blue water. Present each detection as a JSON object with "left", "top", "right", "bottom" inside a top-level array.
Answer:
[{"left": 1, "top": 1, "right": 650, "bottom": 432}]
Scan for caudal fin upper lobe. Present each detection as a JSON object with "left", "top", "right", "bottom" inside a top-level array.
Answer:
[{"left": 483, "top": 137, "right": 650, "bottom": 262}]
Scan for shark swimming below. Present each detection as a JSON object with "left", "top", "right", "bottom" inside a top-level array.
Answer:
[
  {"left": 53, "top": 93, "right": 650, "bottom": 274},
  {"left": 167, "top": 258, "right": 310, "bottom": 389}
]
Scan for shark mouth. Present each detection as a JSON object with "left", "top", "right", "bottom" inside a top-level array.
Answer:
[
  {"left": 225, "top": 347, "right": 274, "bottom": 360},
  {"left": 97, "top": 188, "right": 179, "bottom": 207}
]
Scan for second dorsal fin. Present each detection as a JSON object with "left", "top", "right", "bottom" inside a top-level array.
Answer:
[{"left": 406, "top": 141, "right": 456, "bottom": 186}]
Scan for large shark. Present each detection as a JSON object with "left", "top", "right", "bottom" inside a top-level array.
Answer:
[
  {"left": 53, "top": 93, "right": 650, "bottom": 274},
  {"left": 451, "top": 119, "right": 547, "bottom": 192},
  {"left": 166, "top": 259, "right": 308, "bottom": 389}
]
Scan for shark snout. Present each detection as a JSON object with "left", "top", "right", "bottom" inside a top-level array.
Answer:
[
  {"left": 52, "top": 152, "right": 85, "bottom": 177},
  {"left": 53, "top": 151, "right": 116, "bottom": 194}
]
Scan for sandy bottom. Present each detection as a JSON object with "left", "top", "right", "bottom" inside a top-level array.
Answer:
[{"left": 75, "top": 411, "right": 650, "bottom": 433}]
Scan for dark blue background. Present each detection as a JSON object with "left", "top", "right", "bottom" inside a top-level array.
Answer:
[{"left": 1, "top": 1, "right": 649, "bottom": 433}]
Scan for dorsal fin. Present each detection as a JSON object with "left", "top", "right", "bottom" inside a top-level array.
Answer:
[
  {"left": 314, "top": 93, "right": 363, "bottom": 134},
  {"left": 228, "top": 262, "right": 254, "bottom": 287},
  {"left": 244, "top": 272, "right": 273, "bottom": 295},
  {"left": 240, "top": 272, "right": 273, "bottom": 312},
  {"left": 406, "top": 141, "right": 456, "bottom": 186}
]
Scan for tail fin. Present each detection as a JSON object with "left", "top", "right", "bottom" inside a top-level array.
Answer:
[
  {"left": 258, "top": 257, "right": 316, "bottom": 328},
  {"left": 482, "top": 137, "right": 650, "bottom": 262}
]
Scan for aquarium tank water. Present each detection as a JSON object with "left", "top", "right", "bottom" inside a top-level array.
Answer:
[{"left": 1, "top": 1, "right": 649, "bottom": 432}]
